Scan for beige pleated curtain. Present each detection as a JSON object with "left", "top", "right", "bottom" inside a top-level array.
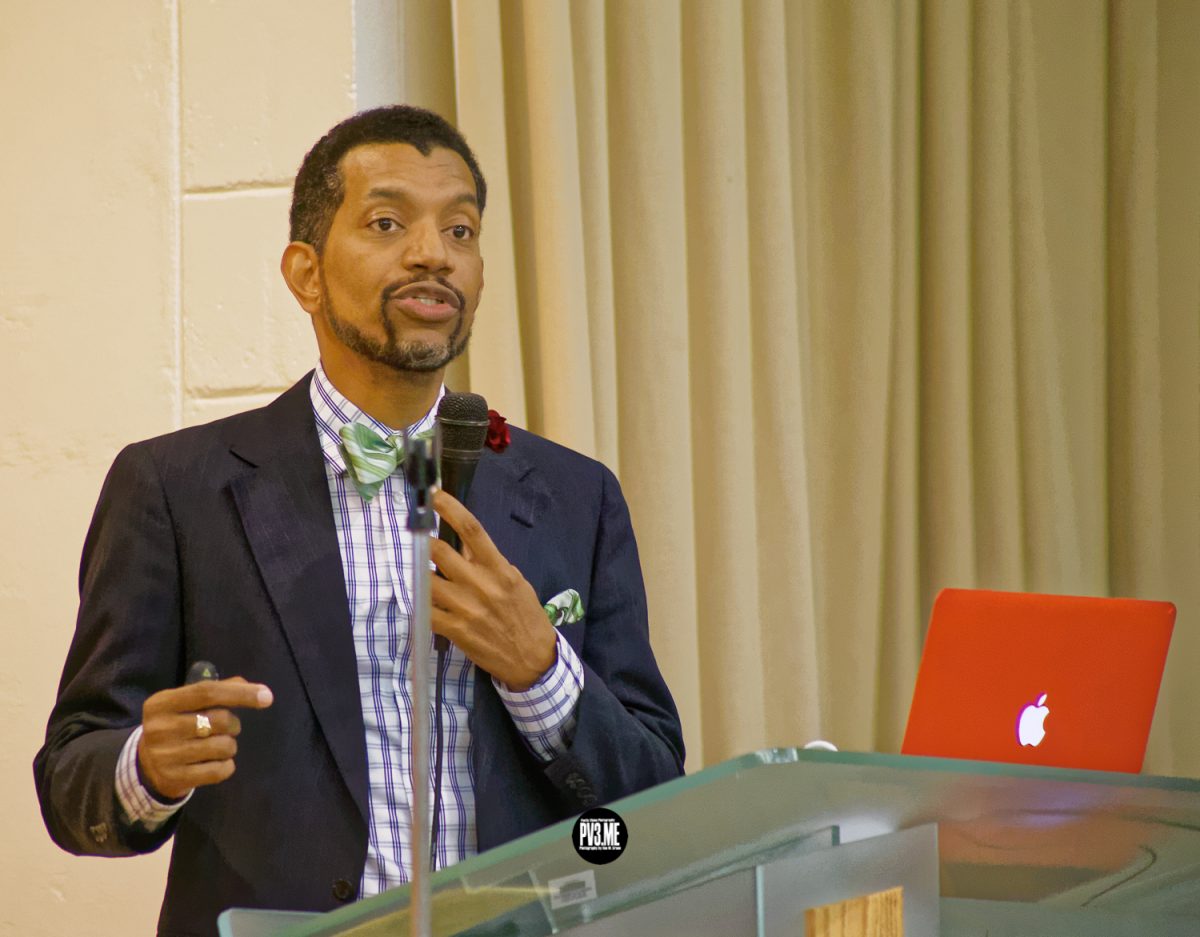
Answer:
[{"left": 402, "top": 0, "right": 1200, "bottom": 775}]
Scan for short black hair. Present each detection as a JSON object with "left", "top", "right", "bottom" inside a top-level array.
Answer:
[{"left": 289, "top": 105, "right": 487, "bottom": 252}]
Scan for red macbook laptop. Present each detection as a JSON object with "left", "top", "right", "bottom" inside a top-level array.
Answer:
[{"left": 902, "top": 589, "right": 1175, "bottom": 773}]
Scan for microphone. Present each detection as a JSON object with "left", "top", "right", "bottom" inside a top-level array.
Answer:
[
  {"left": 430, "top": 393, "right": 489, "bottom": 862},
  {"left": 435, "top": 392, "right": 490, "bottom": 553}
]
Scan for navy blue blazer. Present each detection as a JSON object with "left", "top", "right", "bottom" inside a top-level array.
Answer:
[{"left": 34, "top": 373, "right": 684, "bottom": 937}]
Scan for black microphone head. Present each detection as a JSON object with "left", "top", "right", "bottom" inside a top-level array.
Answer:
[{"left": 437, "top": 392, "right": 489, "bottom": 452}]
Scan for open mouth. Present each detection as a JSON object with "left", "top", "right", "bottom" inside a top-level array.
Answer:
[{"left": 387, "top": 281, "right": 461, "bottom": 322}]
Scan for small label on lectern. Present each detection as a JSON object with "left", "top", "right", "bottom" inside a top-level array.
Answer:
[{"left": 548, "top": 869, "right": 598, "bottom": 909}]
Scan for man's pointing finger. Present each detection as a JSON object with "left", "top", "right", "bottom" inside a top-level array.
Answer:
[{"left": 157, "top": 678, "right": 274, "bottom": 714}]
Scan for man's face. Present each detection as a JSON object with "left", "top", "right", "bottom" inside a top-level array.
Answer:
[{"left": 314, "top": 142, "right": 483, "bottom": 374}]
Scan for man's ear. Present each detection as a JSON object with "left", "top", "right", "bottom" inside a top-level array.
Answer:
[{"left": 280, "top": 242, "right": 322, "bottom": 315}]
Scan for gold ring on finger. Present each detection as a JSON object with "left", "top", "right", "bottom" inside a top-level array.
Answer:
[{"left": 195, "top": 713, "right": 213, "bottom": 739}]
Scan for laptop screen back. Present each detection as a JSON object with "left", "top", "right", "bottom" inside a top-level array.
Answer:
[{"left": 902, "top": 589, "right": 1175, "bottom": 773}]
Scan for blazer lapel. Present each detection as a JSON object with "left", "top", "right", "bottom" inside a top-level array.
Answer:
[
  {"left": 468, "top": 439, "right": 550, "bottom": 782},
  {"left": 469, "top": 442, "right": 550, "bottom": 585},
  {"left": 227, "top": 375, "right": 369, "bottom": 825}
]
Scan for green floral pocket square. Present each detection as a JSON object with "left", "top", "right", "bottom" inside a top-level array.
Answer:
[{"left": 543, "top": 589, "right": 584, "bottom": 628}]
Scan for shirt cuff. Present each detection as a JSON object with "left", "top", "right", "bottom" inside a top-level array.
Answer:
[
  {"left": 493, "top": 631, "right": 584, "bottom": 762},
  {"left": 116, "top": 725, "right": 193, "bottom": 830}
]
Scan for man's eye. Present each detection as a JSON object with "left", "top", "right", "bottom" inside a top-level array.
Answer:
[
  {"left": 372, "top": 218, "right": 400, "bottom": 232},
  {"left": 449, "top": 224, "right": 474, "bottom": 240}
]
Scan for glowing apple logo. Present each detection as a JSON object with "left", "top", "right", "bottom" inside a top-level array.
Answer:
[{"left": 1017, "top": 693, "right": 1050, "bottom": 747}]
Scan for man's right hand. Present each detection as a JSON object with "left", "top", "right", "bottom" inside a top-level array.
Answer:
[{"left": 137, "top": 677, "right": 273, "bottom": 802}]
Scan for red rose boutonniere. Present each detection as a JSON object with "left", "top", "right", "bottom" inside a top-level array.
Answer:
[{"left": 486, "top": 409, "right": 510, "bottom": 453}]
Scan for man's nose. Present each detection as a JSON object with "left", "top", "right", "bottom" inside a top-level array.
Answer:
[{"left": 401, "top": 219, "right": 452, "bottom": 274}]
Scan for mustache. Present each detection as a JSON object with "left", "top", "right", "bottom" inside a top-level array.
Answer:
[{"left": 381, "top": 276, "right": 465, "bottom": 310}]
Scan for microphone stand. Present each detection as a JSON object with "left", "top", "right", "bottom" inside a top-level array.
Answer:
[{"left": 405, "top": 433, "right": 437, "bottom": 937}]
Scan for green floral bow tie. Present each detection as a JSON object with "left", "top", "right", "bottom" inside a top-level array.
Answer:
[{"left": 338, "top": 422, "right": 434, "bottom": 501}]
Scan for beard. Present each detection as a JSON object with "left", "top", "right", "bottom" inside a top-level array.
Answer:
[{"left": 321, "top": 278, "right": 472, "bottom": 374}]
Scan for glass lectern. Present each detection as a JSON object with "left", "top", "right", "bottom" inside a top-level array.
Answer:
[{"left": 219, "top": 749, "right": 1200, "bottom": 936}]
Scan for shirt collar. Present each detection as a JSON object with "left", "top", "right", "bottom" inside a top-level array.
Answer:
[{"left": 310, "top": 362, "right": 445, "bottom": 476}]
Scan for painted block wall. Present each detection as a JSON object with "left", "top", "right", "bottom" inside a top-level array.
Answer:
[{"left": 0, "top": 2, "right": 365, "bottom": 933}]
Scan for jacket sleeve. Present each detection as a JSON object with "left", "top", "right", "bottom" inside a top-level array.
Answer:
[
  {"left": 33, "top": 443, "right": 184, "bottom": 856},
  {"left": 541, "top": 465, "right": 686, "bottom": 807}
]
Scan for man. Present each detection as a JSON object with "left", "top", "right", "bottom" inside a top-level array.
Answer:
[{"left": 34, "top": 106, "right": 684, "bottom": 937}]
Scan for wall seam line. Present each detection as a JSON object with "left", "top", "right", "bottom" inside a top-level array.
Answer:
[
  {"left": 183, "top": 183, "right": 295, "bottom": 198},
  {"left": 171, "top": 0, "right": 183, "bottom": 429}
]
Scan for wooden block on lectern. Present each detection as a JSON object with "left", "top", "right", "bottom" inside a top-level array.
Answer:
[{"left": 804, "top": 886, "right": 903, "bottom": 937}]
